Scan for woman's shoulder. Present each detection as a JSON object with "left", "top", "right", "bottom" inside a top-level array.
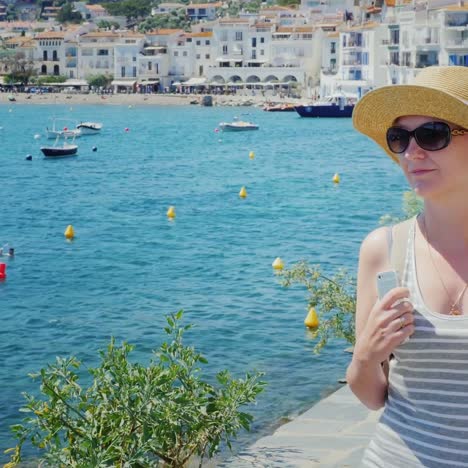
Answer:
[{"left": 359, "top": 225, "right": 391, "bottom": 271}]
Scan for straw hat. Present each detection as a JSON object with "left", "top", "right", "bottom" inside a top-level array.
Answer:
[{"left": 352, "top": 66, "right": 468, "bottom": 162}]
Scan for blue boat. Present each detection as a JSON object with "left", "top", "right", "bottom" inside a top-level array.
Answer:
[{"left": 295, "top": 94, "right": 355, "bottom": 118}]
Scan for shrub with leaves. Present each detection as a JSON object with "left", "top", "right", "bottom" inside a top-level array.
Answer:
[
  {"left": 278, "top": 262, "right": 356, "bottom": 353},
  {"left": 278, "top": 190, "right": 422, "bottom": 354},
  {"left": 6, "top": 311, "right": 266, "bottom": 468},
  {"left": 379, "top": 190, "right": 423, "bottom": 225}
]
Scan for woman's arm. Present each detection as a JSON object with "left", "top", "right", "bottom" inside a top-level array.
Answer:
[{"left": 346, "top": 227, "right": 414, "bottom": 410}]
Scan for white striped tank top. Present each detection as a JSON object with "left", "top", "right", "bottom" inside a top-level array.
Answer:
[{"left": 361, "top": 219, "right": 468, "bottom": 468}]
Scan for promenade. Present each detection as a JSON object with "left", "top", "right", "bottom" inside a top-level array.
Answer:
[
  {"left": 227, "top": 385, "right": 381, "bottom": 467},
  {"left": 0, "top": 91, "right": 303, "bottom": 108}
]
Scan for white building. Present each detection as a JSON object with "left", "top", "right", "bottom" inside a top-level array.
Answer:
[
  {"left": 322, "top": 21, "right": 386, "bottom": 97},
  {"left": 77, "top": 30, "right": 145, "bottom": 91},
  {"left": 186, "top": 2, "right": 223, "bottom": 21},
  {"left": 379, "top": 2, "right": 467, "bottom": 85}
]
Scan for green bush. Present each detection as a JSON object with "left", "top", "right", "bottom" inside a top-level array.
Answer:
[
  {"left": 6, "top": 311, "right": 265, "bottom": 468},
  {"left": 277, "top": 190, "right": 423, "bottom": 353}
]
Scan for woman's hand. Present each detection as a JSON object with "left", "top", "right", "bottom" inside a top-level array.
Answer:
[{"left": 353, "top": 287, "right": 415, "bottom": 367}]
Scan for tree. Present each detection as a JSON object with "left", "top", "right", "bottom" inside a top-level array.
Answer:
[
  {"left": 6, "top": 311, "right": 266, "bottom": 468},
  {"left": 277, "top": 191, "right": 423, "bottom": 354},
  {"left": 103, "top": 0, "right": 152, "bottom": 22},
  {"left": 139, "top": 9, "right": 191, "bottom": 32},
  {"left": 1, "top": 51, "right": 36, "bottom": 85},
  {"left": 56, "top": 2, "right": 83, "bottom": 24},
  {"left": 97, "top": 19, "right": 121, "bottom": 30},
  {"left": 86, "top": 73, "right": 113, "bottom": 88}
]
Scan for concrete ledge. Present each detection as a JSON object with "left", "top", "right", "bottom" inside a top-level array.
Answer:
[{"left": 225, "top": 385, "right": 382, "bottom": 467}]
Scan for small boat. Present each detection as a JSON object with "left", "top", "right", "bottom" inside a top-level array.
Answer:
[
  {"left": 41, "top": 135, "right": 78, "bottom": 158},
  {"left": 294, "top": 94, "right": 356, "bottom": 118},
  {"left": 8, "top": 95, "right": 16, "bottom": 102},
  {"left": 76, "top": 121, "right": 103, "bottom": 135},
  {"left": 263, "top": 103, "right": 295, "bottom": 112},
  {"left": 46, "top": 118, "right": 82, "bottom": 139},
  {"left": 219, "top": 120, "right": 259, "bottom": 132}
]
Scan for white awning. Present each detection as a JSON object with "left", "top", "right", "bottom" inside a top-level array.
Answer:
[
  {"left": 216, "top": 57, "right": 243, "bottom": 62},
  {"left": 38, "top": 79, "right": 88, "bottom": 87},
  {"left": 65, "top": 79, "right": 88, "bottom": 86},
  {"left": 111, "top": 80, "right": 136, "bottom": 87},
  {"left": 181, "top": 77, "right": 207, "bottom": 86},
  {"left": 139, "top": 80, "right": 160, "bottom": 85}
]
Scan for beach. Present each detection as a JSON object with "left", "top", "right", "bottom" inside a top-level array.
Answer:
[{"left": 0, "top": 91, "right": 304, "bottom": 107}]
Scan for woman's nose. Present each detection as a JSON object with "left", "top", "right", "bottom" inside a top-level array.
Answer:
[{"left": 404, "top": 137, "right": 426, "bottom": 160}]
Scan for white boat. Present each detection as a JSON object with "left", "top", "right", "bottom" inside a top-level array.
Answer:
[
  {"left": 76, "top": 121, "right": 103, "bottom": 135},
  {"left": 41, "top": 135, "right": 78, "bottom": 158},
  {"left": 219, "top": 120, "right": 259, "bottom": 132},
  {"left": 46, "top": 118, "right": 82, "bottom": 139}
]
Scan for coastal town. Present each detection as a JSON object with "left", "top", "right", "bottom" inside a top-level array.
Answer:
[{"left": 0, "top": 0, "right": 466, "bottom": 100}]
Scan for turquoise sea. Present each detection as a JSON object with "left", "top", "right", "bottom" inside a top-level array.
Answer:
[{"left": 0, "top": 102, "right": 407, "bottom": 462}]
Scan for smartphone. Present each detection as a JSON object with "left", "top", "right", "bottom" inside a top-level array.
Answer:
[{"left": 376, "top": 270, "right": 399, "bottom": 300}]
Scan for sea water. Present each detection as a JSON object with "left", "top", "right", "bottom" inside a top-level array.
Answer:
[{"left": 0, "top": 103, "right": 407, "bottom": 461}]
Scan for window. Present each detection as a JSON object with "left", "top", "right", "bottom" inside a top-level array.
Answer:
[
  {"left": 252, "top": 37, "right": 257, "bottom": 47},
  {"left": 148, "top": 62, "right": 152, "bottom": 70},
  {"left": 196, "top": 40, "right": 201, "bottom": 45},
  {"left": 222, "top": 45, "right": 228, "bottom": 54},
  {"left": 132, "top": 56, "right": 136, "bottom": 62},
  {"left": 205, "top": 40, "right": 210, "bottom": 45},
  {"left": 205, "top": 53, "right": 210, "bottom": 59},
  {"left": 121, "top": 66, "right": 125, "bottom": 77},
  {"left": 133, "top": 66, "right": 136, "bottom": 77},
  {"left": 196, "top": 53, "right": 201, "bottom": 59},
  {"left": 235, "top": 31, "right": 242, "bottom": 41},
  {"left": 82, "top": 49, "right": 92, "bottom": 56},
  {"left": 260, "top": 49, "right": 264, "bottom": 56},
  {"left": 331, "top": 42, "right": 336, "bottom": 54},
  {"left": 156, "top": 63, "right": 159, "bottom": 74},
  {"left": 183, "top": 51, "right": 187, "bottom": 56},
  {"left": 43, "top": 50, "right": 48, "bottom": 61},
  {"left": 220, "top": 32, "right": 228, "bottom": 41},
  {"left": 174, "top": 51, "right": 179, "bottom": 56}
]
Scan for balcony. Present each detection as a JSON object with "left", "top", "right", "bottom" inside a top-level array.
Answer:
[
  {"left": 416, "top": 60, "right": 438, "bottom": 68},
  {"left": 322, "top": 67, "right": 338, "bottom": 75},
  {"left": 342, "top": 60, "right": 362, "bottom": 66},
  {"left": 445, "top": 39, "right": 468, "bottom": 48}
]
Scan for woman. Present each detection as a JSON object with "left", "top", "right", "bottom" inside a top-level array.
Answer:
[{"left": 347, "top": 65, "right": 468, "bottom": 467}]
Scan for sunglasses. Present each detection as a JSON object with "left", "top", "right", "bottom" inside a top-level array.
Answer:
[{"left": 386, "top": 121, "right": 467, "bottom": 154}]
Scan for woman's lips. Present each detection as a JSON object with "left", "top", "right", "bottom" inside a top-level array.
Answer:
[{"left": 410, "top": 169, "right": 435, "bottom": 175}]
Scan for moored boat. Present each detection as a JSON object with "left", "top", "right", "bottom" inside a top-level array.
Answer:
[
  {"left": 46, "top": 118, "right": 82, "bottom": 139},
  {"left": 219, "top": 121, "right": 259, "bottom": 131},
  {"left": 294, "top": 94, "right": 356, "bottom": 118},
  {"left": 76, "top": 122, "right": 103, "bottom": 135},
  {"left": 263, "top": 103, "right": 295, "bottom": 112},
  {"left": 41, "top": 135, "right": 78, "bottom": 158}
]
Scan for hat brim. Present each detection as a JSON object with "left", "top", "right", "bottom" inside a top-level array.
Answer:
[{"left": 352, "top": 85, "right": 468, "bottom": 163}]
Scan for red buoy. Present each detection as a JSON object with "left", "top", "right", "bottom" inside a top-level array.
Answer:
[{"left": 0, "top": 263, "right": 6, "bottom": 280}]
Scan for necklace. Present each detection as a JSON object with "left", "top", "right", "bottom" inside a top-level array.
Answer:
[{"left": 422, "top": 216, "right": 468, "bottom": 316}]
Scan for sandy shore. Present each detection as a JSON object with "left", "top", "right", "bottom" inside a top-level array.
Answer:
[{"left": 0, "top": 92, "right": 304, "bottom": 107}]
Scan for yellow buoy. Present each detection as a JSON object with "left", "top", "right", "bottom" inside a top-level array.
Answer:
[
  {"left": 167, "top": 206, "right": 176, "bottom": 219},
  {"left": 239, "top": 186, "right": 247, "bottom": 198},
  {"left": 272, "top": 257, "right": 284, "bottom": 271},
  {"left": 332, "top": 173, "right": 340, "bottom": 184},
  {"left": 249, "top": 151, "right": 255, "bottom": 159},
  {"left": 304, "top": 307, "right": 319, "bottom": 328},
  {"left": 64, "top": 225, "right": 75, "bottom": 240}
]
